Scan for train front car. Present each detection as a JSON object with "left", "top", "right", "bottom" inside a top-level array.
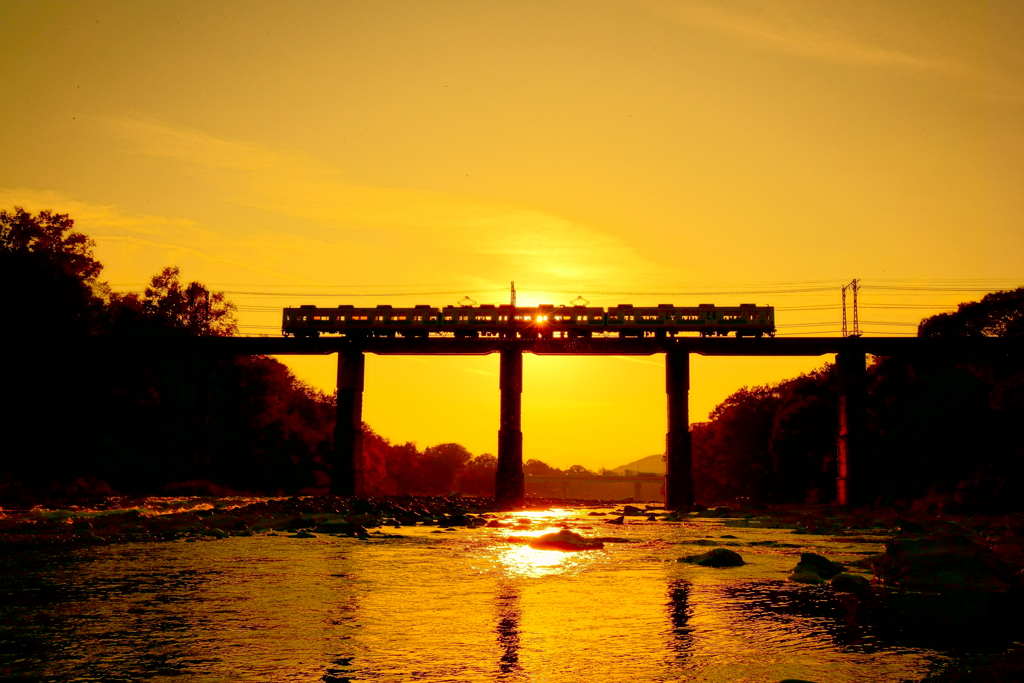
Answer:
[
  {"left": 282, "top": 304, "right": 323, "bottom": 337},
  {"left": 698, "top": 303, "right": 775, "bottom": 337},
  {"left": 727, "top": 303, "right": 775, "bottom": 338},
  {"left": 604, "top": 303, "right": 776, "bottom": 337}
]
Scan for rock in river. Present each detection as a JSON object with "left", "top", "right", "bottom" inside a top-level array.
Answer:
[
  {"left": 529, "top": 529, "right": 604, "bottom": 551},
  {"left": 679, "top": 548, "right": 745, "bottom": 567},
  {"left": 792, "top": 552, "right": 845, "bottom": 580},
  {"left": 829, "top": 573, "right": 873, "bottom": 595},
  {"left": 873, "top": 535, "right": 1019, "bottom": 592}
]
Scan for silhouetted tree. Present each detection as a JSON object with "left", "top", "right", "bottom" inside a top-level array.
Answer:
[
  {"left": 918, "top": 288, "right": 1024, "bottom": 338},
  {"left": 0, "top": 206, "right": 104, "bottom": 338},
  {"left": 769, "top": 367, "right": 838, "bottom": 503},
  {"left": 458, "top": 453, "right": 497, "bottom": 495},
  {"left": 691, "top": 385, "right": 782, "bottom": 504},
  {"left": 419, "top": 443, "right": 473, "bottom": 494},
  {"left": 864, "top": 287, "right": 1024, "bottom": 509},
  {"left": 524, "top": 459, "right": 563, "bottom": 476},
  {"left": 107, "top": 266, "right": 236, "bottom": 337}
]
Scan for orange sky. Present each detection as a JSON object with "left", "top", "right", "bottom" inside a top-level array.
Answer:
[{"left": 3, "top": 1, "right": 1023, "bottom": 469}]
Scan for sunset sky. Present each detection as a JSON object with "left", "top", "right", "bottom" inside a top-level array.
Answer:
[{"left": 3, "top": 1, "right": 1023, "bottom": 469}]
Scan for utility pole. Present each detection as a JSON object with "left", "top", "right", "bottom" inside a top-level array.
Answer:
[{"left": 841, "top": 279, "right": 860, "bottom": 337}]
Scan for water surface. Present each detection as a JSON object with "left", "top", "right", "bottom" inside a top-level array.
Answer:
[{"left": 0, "top": 506, "right": 978, "bottom": 682}]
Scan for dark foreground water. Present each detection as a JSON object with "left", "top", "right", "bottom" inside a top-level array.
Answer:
[{"left": 0, "top": 504, "right": 1008, "bottom": 682}]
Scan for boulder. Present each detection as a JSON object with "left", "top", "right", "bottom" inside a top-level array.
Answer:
[
  {"left": 792, "top": 552, "right": 845, "bottom": 580},
  {"left": 606, "top": 516, "right": 625, "bottom": 525},
  {"left": 528, "top": 530, "right": 604, "bottom": 551},
  {"left": 679, "top": 548, "right": 745, "bottom": 567},
  {"left": 829, "top": 573, "right": 873, "bottom": 595},
  {"left": 873, "top": 535, "right": 1019, "bottom": 592}
]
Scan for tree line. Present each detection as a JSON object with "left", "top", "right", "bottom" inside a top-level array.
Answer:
[
  {"left": 691, "top": 288, "right": 1024, "bottom": 512},
  {"left": 0, "top": 207, "right": 494, "bottom": 501}
]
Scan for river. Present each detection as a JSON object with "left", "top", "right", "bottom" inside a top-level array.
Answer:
[{"left": 0, "top": 503, "right": 1003, "bottom": 682}]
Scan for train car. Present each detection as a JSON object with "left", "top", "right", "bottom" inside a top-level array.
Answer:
[
  {"left": 283, "top": 304, "right": 441, "bottom": 338},
  {"left": 439, "top": 304, "right": 518, "bottom": 338},
  {"left": 606, "top": 303, "right": 775, "bottom": 337},
  {"left": 606, "top": 304, "right": 680, "bottom": 338},
  {"left": 547, "top": 305, "right": 607, "bottom": 338}
]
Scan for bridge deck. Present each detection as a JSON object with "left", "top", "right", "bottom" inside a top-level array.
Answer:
[{"left": 194, "top": 335, "right": 1023, "bottom": 357}]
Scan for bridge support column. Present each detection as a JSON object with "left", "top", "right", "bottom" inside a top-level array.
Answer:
[
  {"left": 332, "top": 348, "right": 365, "bottom": 496},
  {"left": 665, "top": 351, "right": 694, "bottom": 510},
  {"left": 836, "top": 346, "right": 867, "bottom": 506},
  {"left": 496, "top": 347, "right": 524, "bottom": 507}
]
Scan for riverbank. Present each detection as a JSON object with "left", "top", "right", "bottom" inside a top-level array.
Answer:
[{"left": 4, "top": 496, "right": 1024, "bottom": 560}]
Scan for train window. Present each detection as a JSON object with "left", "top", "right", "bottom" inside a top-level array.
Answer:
[
  {"left": 444, "top": 315, "right": 453, "bottom": 321},
  {"left": 641, "top": 315, "right": 658, "bottom": 321},
  {"left": 375, "top": 316, "right": 383, "bottom": 322},
  {"left": 459, "top": 315, "right": 469, "bottom": 322},
  {"left": 430, "top": 316, "right": 438, "bottom": 321},
  {"left": 413, "top": 316, "right": 423, "bottom": 322}
]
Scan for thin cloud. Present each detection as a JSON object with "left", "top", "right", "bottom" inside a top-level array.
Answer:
[
  {"left": 0, "top": 188, "right": 197, "bottom": 233},
  {"left": 613, "top": 356, "right": 664, "bottom": 368},
  {"left": 107, "top": 117, "right": 672, "bottom": 283},
  {"left": 636, "top": 0, "right": 971, "bottom": 75},
  {"left": 0, "top": 187, "right": 318, "bottom": 284}
]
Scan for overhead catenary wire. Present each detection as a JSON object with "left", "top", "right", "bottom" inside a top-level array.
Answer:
[{"left": 126, "top": 277, "right": 1021, "bottom": 339}]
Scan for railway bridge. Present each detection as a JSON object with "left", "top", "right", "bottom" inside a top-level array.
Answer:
[{"left": 191, "top": 335, "right": 1020, "bottom": 509}]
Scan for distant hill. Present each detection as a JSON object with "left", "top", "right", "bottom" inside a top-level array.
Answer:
[{"left": 610, "top": 454, "right": 665, "bottom": 475}]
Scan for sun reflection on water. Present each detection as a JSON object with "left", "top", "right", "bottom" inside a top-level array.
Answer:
[{"left": 489, "top": 508, "right": 607, "bottom": 578}]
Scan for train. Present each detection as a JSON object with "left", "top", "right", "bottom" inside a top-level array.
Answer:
[{"left": 282, "top": 303, "right": 775, "bottom": 339}]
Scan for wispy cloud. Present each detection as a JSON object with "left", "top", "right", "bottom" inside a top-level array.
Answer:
[
  {"left": 108, "top": 117, "right": 670, "bottom": 282},
  {"left": 0, "top": 187, "right": 318, "bottom": 285},
  {"left": 613, "top": 356, "right": 664, "bottom": 368},
  {"left": 0, "top": 188, "right": 196, "bottom": 233},
  {"left": 635, "top": 0, "right": 971, "bottom": 75}
]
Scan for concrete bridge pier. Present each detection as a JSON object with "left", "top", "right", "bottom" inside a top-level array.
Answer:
[
  {"left": 496, "top": 347, "right": 525, "bottom": 506},
  {"left": 836, "top": 345, "right": 867, "bottom": 506},
  {"left": 332, "top": 348, "right": 366, "bottom": 496},
  {"left": 665, "top": 350, "right": 694, "bottom": 510}
]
